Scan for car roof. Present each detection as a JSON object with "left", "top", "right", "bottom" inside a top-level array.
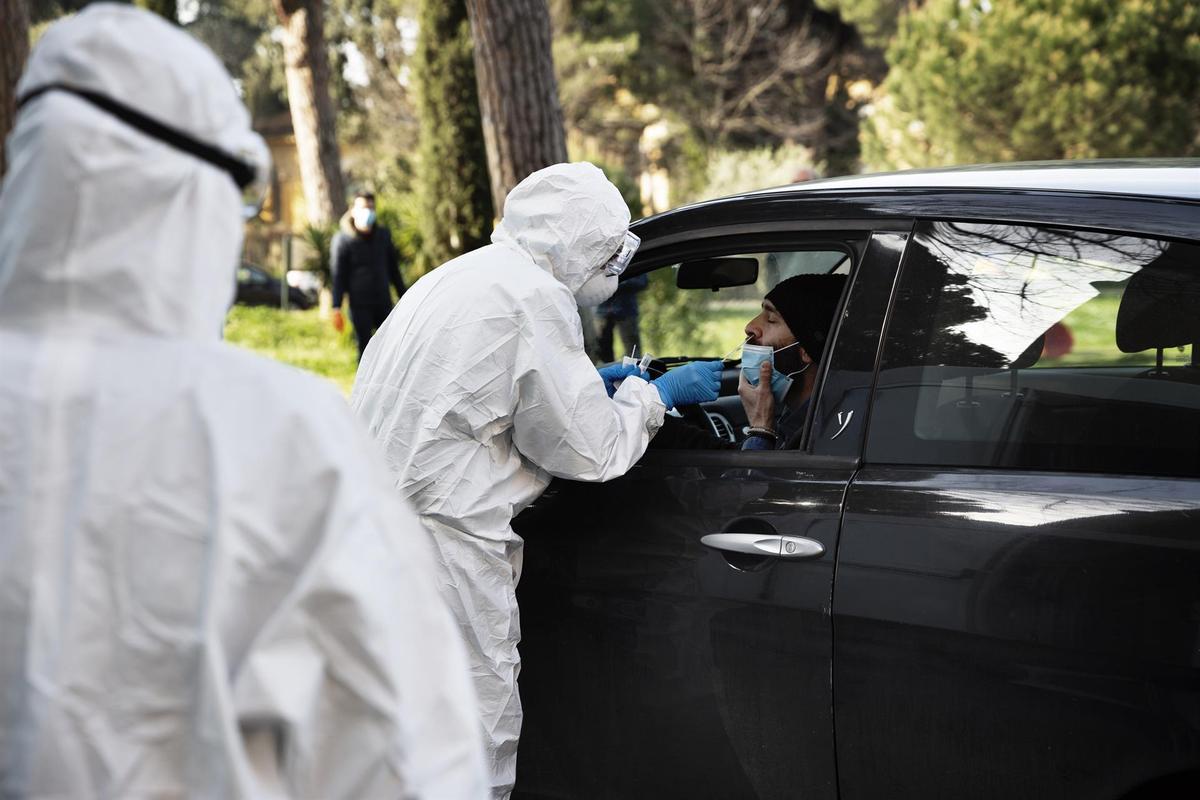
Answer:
[{"left": 746, "top": 159, "right": 1200, "bottom": 202}]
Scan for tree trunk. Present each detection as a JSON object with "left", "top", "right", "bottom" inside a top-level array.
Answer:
[
  {"left": 1, "top": 0, "right": 30, "bottom": 181},
  {"left": 274, "top": 0, "right": 346, "bottom": 226},
  {"left": 465, "top": 0, "right": 567, "bottom": 213}
]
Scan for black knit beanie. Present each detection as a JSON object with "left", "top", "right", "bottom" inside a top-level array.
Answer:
[{"left": 764, "top": 274, "right": 847, "bottom": 361}]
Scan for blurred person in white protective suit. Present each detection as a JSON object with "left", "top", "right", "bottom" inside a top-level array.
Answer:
[
  {"left": 350, "top": 162, "right": 723, "bottom": 798},
  {"left": 0, "top": 5, "right": 486, "bottom": 798}
]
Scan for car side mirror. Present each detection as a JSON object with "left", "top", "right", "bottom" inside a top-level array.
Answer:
[{"left": 676, "top": 257, "right": 759, "bottom": 291}]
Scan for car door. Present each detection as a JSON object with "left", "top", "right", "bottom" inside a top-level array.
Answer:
[
  {"left": 834, "top": 218, "right": 1200, "bottom": 798},
  {"left": 512, "top": 230, "right": 906, "bottom": 799}
]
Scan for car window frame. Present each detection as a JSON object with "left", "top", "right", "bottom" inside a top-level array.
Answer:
[{"left": 626, "top": 223, "right": 906, "bottom": 467}]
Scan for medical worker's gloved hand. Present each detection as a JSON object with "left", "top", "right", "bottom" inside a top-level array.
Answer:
[
  {"left": 597, "top": 363, "right": 646, "bottom": 398},
  {"left": 652, "top": 360, "right": 722, "bottom": 409}
]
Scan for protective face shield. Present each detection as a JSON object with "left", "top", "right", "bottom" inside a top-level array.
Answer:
[
  {"left": 15, "top": 83, "right": 270, "bottom": 220},
  {"left": 574, "top": 230, "right": 641, "bottom": 307},
  {"left": 602, "top": 231, "right": 641, "bottom": 277},
  {"left": 353, "top": 207, "right": 377, "bottom": 230},
  {"left": 741, "top": 341, "right": 808, "bottom": 405},
  {"left": 574, "top": 272, "right": 619, "bottom": 307}
]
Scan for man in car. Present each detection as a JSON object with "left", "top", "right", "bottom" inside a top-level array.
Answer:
[
  {"left": 331, "top": 191, "right": 406, "bottom": 359},
  {"left": 738, "top": 274, "right": 846, "bottom": 449},
  {"left": 647, "top": 273, "right": 845, "bottom": 451}
]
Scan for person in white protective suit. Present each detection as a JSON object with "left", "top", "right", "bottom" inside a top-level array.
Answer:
[
  {"left": 351, "top": 162, "right": 723, "bottom": 798},
  {"left": 0, "top": 6, "right": 486, "bottom": 798}
]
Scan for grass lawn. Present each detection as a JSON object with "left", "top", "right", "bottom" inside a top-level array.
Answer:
[{"left": 224, "top": 306, "right": 359, "bottom": 394}]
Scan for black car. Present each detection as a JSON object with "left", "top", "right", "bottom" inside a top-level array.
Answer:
[
  {"left": 235, "top": 263, "right": 315, "bottom": 309},
  {"left": 513, "top": 160, "right": 1200, "bottom": 799}
]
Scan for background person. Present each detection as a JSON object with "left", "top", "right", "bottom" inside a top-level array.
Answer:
[
  {"left": 0, "top": 7, "right": 486, "bottom": 798},
  {"left": 351, "top": 162, "right": 721, "bottom": 799},
  {"left": 331, "top": 191, "right": 406, "bottom": 359},
  {"left": 595, "top": 271, "right": 649, "bottom": 362}
]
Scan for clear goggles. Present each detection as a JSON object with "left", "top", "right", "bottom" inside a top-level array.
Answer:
[
  {"left": 17, "top": 83, "right": 270, "bottom": 220},
  {"left": 602, "top": 230, "right": 642, "bottom": 277}
]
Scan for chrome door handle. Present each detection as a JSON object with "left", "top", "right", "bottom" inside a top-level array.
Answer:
[{"left": 700, "top": 533, "right": 825, "bottom": 559}]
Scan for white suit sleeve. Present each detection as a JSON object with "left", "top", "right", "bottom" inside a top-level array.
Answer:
[
  {"left": 231, "top": 407, "right": 487, "bottom": 800},
  {"left": 510, "top": 294, "right": 665, "bottom": 482}
]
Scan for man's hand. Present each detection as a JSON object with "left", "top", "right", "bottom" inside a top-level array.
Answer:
[
  {"left": 331, "top": 309, "right": 345, "bottom": 333},
  {"left": 738, "top": 361, "right": 776, "bottom": 430}
]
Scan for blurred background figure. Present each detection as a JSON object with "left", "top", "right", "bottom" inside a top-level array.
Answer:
[
  {"left": 595, "top": 271, "right": 649, "bottom": 363},
  {"left": 331, "top": 190, "right": 406, "bottom": 360},
  {"left": 0, "top": 6, "right": 485, "bottom": 798}
]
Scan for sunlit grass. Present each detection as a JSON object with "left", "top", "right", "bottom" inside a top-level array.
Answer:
[
  {"left": 224, "top": 306, "right": 359, "bottom": 394},
  {"left": 1042, "top": 290, "right": 1175, "bottom": 367}
]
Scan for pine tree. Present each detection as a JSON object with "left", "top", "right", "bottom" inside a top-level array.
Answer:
[
  {"left": 862, "top": 0, "right": 1200, "bottom": 169},
  {"left": 414, "top": 0, "right": 494, "bottom": 272}
]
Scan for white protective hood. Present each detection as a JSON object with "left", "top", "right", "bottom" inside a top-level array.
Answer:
[
  {"left": 351, "top": 162, "right": 664, "bottom": 798},
  {"left": 0, "top": 5, "right": 486, "bottom": 798},
  {"left": 491, "top": 161, "right": 630, "bottom": 295}
]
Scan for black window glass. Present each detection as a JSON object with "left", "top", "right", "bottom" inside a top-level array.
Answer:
[{"left": 867, "top": 221, "right": 1200, "bottom": 477}]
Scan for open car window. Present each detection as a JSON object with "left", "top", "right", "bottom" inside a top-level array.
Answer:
[{"left": 623, "top": 245, "right": 855, "bottom": 451}]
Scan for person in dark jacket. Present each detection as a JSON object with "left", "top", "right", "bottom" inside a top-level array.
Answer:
[
  {"left": 331, "top": 192, "right": 406, "bottom": 359},
  {"left": 595, "top": 272, "right": 649, "bottom": 363}
]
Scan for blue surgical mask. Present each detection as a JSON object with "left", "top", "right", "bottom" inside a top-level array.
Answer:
[
  {"left": 353, "top": 207, "right": 376, "bottom": 230},
  {"left": 741, "top": 341, "right": 807, "bottom": 405}
]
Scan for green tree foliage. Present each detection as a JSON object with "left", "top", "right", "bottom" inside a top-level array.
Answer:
[
  {"left": 185, "top": 1, "right": 287, "bottom": 121},
  {"left": 329, "top": 0, "right": 419, "bottom": 192},
  {"left": 550, "top": 0, "right": 645, "bottom": 167},
  {"left": 299, "top": 222, "right": 337, "bottom": 285},
  {"left": 695, "top": 142, "right": 818, "bottom": 200},
  {"left": 813, "top": 0, "right": 915, "bottom": 48},
  {"left": 863, "top": 0, "right": 1200, "bottom": 169},
  {"left": 374, "top": 192, "right": 426, "bottom": 285},
  {"left": 133, "top": 0, "right": 177, "bottom": 22},
  {"left": 413, "top": 0, "right": 493, "bottom": 273},
  {"left": 639, "top": 268, "right": 718, "bottom": 357}
]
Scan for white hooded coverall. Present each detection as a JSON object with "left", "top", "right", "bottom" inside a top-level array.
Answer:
[
  {"left": 0, "top": 6, "right": 486, "bottom": 798},
  {"left": 351, "top": 162, "right": 667, "bottom": 798}
]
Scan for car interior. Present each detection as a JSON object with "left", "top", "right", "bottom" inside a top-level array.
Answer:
[
  {"left": 622, "top": 227, "right": 1200, "bottom": 470},
  {"left": 628, "top": 242, "right": 857, "bottom": 450}
]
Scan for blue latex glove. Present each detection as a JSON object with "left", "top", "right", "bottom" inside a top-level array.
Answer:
[
  {"left": 652, "top": 360, "right": 723, "bottom": 409},
  {"left": 598, "top": 363, "right": 647, "bottom": 398}
]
